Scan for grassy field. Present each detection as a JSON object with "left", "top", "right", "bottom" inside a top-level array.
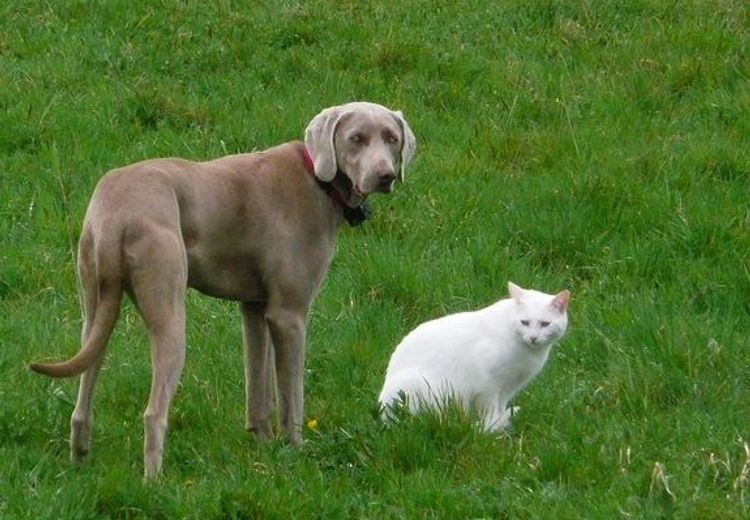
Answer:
[{"left": 1, "top": 0, "right": 749, "bottom": 518}]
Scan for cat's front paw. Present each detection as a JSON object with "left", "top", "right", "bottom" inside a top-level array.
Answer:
[{"left": 486, "top": 406, "right": 521, "bottom": 433}]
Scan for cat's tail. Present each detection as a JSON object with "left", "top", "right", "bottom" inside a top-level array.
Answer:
[{"left": 378, "top": 370, "right": 432, "bottom": 421}]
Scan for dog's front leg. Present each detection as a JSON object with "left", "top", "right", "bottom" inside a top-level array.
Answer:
[
  {"left": 240, "top": 302, "right": 274, "bottom": 440},
  {"left": 265, "top": 306, "right": 306, "bottom": 445}
]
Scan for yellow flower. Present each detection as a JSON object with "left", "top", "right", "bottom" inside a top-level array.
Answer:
[{"left": 306, "top": 419, "right": 319, "bottom": 431}]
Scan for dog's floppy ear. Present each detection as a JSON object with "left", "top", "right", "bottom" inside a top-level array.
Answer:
[
  {"left": 304, "top": 105, "right": 344, "bottom": 182},
  {"left": 392, "top": 110, "right": 416, "bottom": 182}
]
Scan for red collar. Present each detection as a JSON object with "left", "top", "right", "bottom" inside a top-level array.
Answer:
[
  {"left": 301, "top": 145, "right": 316, "bottom": 175},
  {"left": 301, "top": 146, "right": 371, "bottom": 226}
]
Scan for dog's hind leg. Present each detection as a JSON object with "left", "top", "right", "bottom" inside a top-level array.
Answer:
[
  {"left": 70, "top": 348, "right": 105, "bottom": 463},
  {"left": 241, "top": 301, "right": 274, "bottom": 440},
  {"left": 126, "top": 225, "right": 187, "bottom": 479},
  {"left": 70, "top": 253, "right": 103, "bottom": 463},
  {"left": 70, "top": 355, "right": 105, "bottom": 463},
  {"left": 70, "top": 228, "right": 118, "bottom": 463}
]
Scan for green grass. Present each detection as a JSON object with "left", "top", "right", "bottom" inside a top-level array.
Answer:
[{"left": 2, "top": 0, "right": 749, "bottom": 517}]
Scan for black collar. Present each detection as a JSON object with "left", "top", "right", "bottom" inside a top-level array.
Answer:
[
  {"left": 301, "top": 146, "right": 372, "bottom": 227},
  {"left": 316, "top": 179, "right": 372, "bottom": 226}
]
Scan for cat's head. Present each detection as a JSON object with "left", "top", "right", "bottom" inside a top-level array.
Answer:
[{"left": 508, "top": 281, "right": 570, "bottom": 349}]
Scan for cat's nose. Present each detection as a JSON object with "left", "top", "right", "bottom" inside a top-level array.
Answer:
[{"left": 529, "top": 336, "right": 538, "bottom": 345}]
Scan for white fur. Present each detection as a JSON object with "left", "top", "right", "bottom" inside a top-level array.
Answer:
[{"left": 378, "top": 282, "right": 570, "bottom": 431}]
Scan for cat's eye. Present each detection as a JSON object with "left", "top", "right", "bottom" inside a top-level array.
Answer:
[
  {"left": 540, "top": 321, "right": 550, "bottom": 328},
  {"left": 520, "top": 320, "right": 530, "bottom": 326}
]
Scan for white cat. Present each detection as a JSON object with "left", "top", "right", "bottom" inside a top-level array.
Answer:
[{"left": 378, "top": 282, "right": 570, "bottom": 431}]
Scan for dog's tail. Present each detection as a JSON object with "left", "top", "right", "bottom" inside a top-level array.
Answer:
[{"left": 30, "top": 228, "right": 123, "bottom": 378}]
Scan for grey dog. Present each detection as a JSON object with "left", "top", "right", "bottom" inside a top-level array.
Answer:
[{"left": 30, "top": 101, "right": 416, "bottom": 478}]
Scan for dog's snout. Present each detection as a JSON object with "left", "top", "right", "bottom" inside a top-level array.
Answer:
[{"left": 373, "top": 159, "right": 396, "bottom": 182}]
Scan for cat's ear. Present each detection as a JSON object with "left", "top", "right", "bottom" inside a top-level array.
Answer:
[
  {"left": 508, "top": 282, "right": 525, "bottom": 302},
  {"left": 551, "top": 290, "right": 571, "bottom": 313}
]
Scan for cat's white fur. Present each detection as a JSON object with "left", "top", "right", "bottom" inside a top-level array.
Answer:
[{"left": 378, "top": 282, "right": 570, "bottom": 431}]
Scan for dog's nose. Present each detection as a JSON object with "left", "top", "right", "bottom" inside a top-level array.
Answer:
[{"left": 377, "top": 170, "right": 396, "bottom": 184}]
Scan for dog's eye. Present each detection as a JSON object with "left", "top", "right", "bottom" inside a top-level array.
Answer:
[
  {"left": 349, "top": 133, "right": 364, "bottom": 144},
  {"left": 385, "top": 133, "right": 399, "bottom": 145},
  {"left": 521, "top": 320, "right": 530, "bottom": 326},
  {"left": 540, "top": 321, "right": 550, "bottom": 328}
]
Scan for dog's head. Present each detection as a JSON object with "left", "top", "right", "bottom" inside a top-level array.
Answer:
[{"left": 304, "top": 102, "right": 416, "bottom": 198}]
